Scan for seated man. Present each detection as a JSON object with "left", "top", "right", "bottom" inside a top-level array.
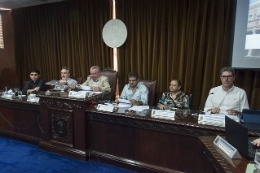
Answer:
[
  {"left": 54, "top": 67, "right": 78, "bottom": 90},
  {"left": 118, "top": 72, "right": 148, "bottom": 105},
  {"left": 22, "top": 69, "right": 47, "bottom": 95},
  {"left": 204, "top": 67, "right": 249, "bottom": 115},
  {"left": 79, "top": 66, "right": 111, "bottom": 92}
]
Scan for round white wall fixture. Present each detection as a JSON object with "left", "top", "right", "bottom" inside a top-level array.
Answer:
[{"left": 102, "top": 19, "right": 127, "bottom": 48}]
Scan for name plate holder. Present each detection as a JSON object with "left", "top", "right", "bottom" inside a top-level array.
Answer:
[
  {"left": 27, "top": 96, "right": 40, "bottom": 103},
  {"left": 151, "top": 109, "right": 175, "bottom": 119},
  {"left": 2, "top": 93, "right": 14, "bottom": 98},
  {"left": 69, "top": 91, "right": 89, "bottom": 98},
  {"left": 97, "top": 104, "right": 114, "bottom": 112},
  {"left": 213, "top": 135, "right": 241, "bottom": 159}
]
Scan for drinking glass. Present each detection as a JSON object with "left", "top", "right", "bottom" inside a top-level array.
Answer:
[
  {"left": 255, "top": 149, "right": 260, "bottom": 169},
  {"left": 60, "top": 84, "right": 65, "bottom": 92},
  {"left": 18, "top": 91, "right": 22, "bottom": 98}
]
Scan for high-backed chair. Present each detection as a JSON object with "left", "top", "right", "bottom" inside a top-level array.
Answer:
[
  {"left": 23, "top": 81, "right": 29, "bottom": 88},
  {"left": 187, "top": 93, "right": 193, "bottom": 109},
  {"left": 100, "top": 69, "right": 118, "bottom": 100},
  {"left": 139, "top": 80, "right": 157, "bottom": 106},
  {"left": 71, "top": 76, "right": 83, "bottom": 84}
]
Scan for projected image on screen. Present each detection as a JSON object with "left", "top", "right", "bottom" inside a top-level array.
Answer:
[
  {"left": 245, "top": 0, "right": 260, "bottom": 57},
  {"left": 232, "top": 0, "right": 260, "bottom": 69}
]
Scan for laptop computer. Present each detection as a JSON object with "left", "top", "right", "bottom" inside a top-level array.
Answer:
[
  {"left": 241, "top": 109, "right": 260, "bottom": 124},
  {"left": 225, "top": 116, "right": 258, "bottom": 160}
]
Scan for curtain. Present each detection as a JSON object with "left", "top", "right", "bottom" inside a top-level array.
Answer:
[
  {"left": 12, "top": 0, "right": 112, "bottom": 86},
  {"left": 116, "top": 0, "right": 260, "bottom": 110}
]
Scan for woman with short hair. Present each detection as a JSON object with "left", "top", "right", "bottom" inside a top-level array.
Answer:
[{"left": 157, "top": 79, "right": 189, "bottom": 109}]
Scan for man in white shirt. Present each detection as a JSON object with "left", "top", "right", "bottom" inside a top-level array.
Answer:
[{"left": 204, "top": 67, "right": 249, "bottom": 115}]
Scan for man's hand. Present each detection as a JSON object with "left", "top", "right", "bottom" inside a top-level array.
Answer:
[
  {"left": 252, "top": 138, "right": 260, "bottom": 147},
  {"left": 129, "top": 99, "right": 138, "bottom": 105},
  {"left": 59, "top": 80, "right": 67, "bottom": 84},
  {"left": 159, "top": 104, "right": 165, "bottom": 110},
  {"left": 209, "top": 107, "right": 220, "bottom": 114},
  {"left": 27, "top": 86, "right": 40, "bottom": 94},
  {"left": 227, "top": 109, "right": 239, "bottom": 115},
  {"left": 115, "top": 99, "right": 119, "bottom": 104},
  {"left": 90, "top": 86, "right": 101, "bottom": 92}
]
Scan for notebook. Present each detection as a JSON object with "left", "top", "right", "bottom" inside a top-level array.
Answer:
[{"left": 225, "top": 116, "right": 258, "bottom": 160}]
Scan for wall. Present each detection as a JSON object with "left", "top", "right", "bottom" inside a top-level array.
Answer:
[{"left": 0, "top": 10, "right": 16, "bottom": 90}]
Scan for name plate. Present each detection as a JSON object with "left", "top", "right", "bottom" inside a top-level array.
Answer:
[
  {"left": 151, "top": 109, "right": 175, "bottom": 119},
  {"left": 97, "top": 104, "right": 114, "bottom": 112},
  {"left": 213, "top": 135, "right": 241, "bottom": 159},
  {"left": 69, "top": 91, "right": 89, "bottom": 98},
  {"left": 27, "top": 96, "right": 40, "bottom": 103},
  {"left": 198, "top": 114, "right": 225, "bottom": 123},
  {"left": 3, "top": 93, "right": 14, "bottom": 98}
]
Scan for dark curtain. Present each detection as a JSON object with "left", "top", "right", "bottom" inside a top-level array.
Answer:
[
  {"left": 12, "top": 0, "right": 112, "bottom": 86},
  {"left": 116, "top": 0, "right": 259, "bottom": 110}
]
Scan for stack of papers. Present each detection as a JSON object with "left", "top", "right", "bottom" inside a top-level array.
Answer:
[
  {"left": 80, "top": 85, "right": 92, "bottom": 91},
  {"left": 128, "top": 106, "right": 149, "bottom": 111},
  {"left": 97, "top": 104, "right": 114, "bottom": 112},
  {"left": 118, "top": 99, "right": 132, "bottom": 108},
  {"left": 45, "top": 80, "right": 59, "bottom": 85},
  {"left": 118, "top": 103, "right": 132, "bottom": 108}
]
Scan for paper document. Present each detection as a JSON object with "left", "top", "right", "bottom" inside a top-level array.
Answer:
[
  {"left": 118, "top": 103, "right": 132, "bottom": 108},
  {"left": 118, "top": 99, "right": 131, "bottom": 104},
  {"left": 80, "top": 85, "right": 92, "bottom": 91},
  {"left": 45, "top": 80, "right": 59, "bottom": 85},
  {"left": 129, "top": 106, "right": 149, "bottom": 111}
]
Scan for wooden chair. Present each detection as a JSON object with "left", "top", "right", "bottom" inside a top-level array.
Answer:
[
  {"left": 23, "top": 81, "right": 29, "bottom": 88},
  {"left": 186, "top": 93, "right": 193, "bottom": 109},
  {"left": 71, "top": 76, "right": 83, "bottom": 84},
  {"left": 139, "top": 80, "right": 157, "bottom": 106},
  {"left": 100, "top": 69, "right": 118, "bottom": 100}
]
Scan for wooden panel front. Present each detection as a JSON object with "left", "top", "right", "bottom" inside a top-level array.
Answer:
[
  {"left": 87, "top": 112, "right": 215, "bottom": 173},
  {"left": 39, "top": 97, "right": 88, "bottom": 161},
  {"left": 0, "top": 99, "right": 41, "bottom": 144}
]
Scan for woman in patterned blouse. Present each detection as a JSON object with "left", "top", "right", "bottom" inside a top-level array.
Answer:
[{"left": 158, "top": 79, "right": 189, "bottom": 109}]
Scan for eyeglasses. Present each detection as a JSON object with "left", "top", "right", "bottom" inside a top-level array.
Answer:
[
  {"left": 90, "top": 72, "right": 99, "bottom": 76},
  {"left": 221, "top": 76, "right": 233, "bottom": 79}
]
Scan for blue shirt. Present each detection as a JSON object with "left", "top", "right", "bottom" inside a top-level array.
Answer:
[{"left": 120, "top": 82, "right": 149, "bottom": 105}]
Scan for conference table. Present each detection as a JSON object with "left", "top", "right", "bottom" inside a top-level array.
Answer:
[
  {"left": 0, "top": 91, "right": 259, "bottom": 173},
  {"left": 199, "top": 136, "right": 254, "bottom": 173}
]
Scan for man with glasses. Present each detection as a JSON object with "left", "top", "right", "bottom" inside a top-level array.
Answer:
[
  {"left": 117, "top": 72, "right": 148, "bottom": 105},
  {"left": 204, "top": 67, "right": 249, "bottom": 115},
  {"left": 79, "top": 66, "right": 111, "bottom": 92}
]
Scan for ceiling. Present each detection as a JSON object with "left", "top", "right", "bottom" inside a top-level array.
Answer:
[{"left": 0, "top": 0, "right": 65, "bottom": 10}]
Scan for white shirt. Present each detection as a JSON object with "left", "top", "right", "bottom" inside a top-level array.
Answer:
[{"left": 204, "top": 85, "right": 249, "bottom": 114}]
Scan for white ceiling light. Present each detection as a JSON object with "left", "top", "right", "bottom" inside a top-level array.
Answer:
[{"left": 0, "top": 0, "right": 65, "bottom": 9}]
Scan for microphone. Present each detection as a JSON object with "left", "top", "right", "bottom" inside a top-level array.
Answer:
[{"left": 209, "top": 92, "right": 214, "bottom": 95}]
